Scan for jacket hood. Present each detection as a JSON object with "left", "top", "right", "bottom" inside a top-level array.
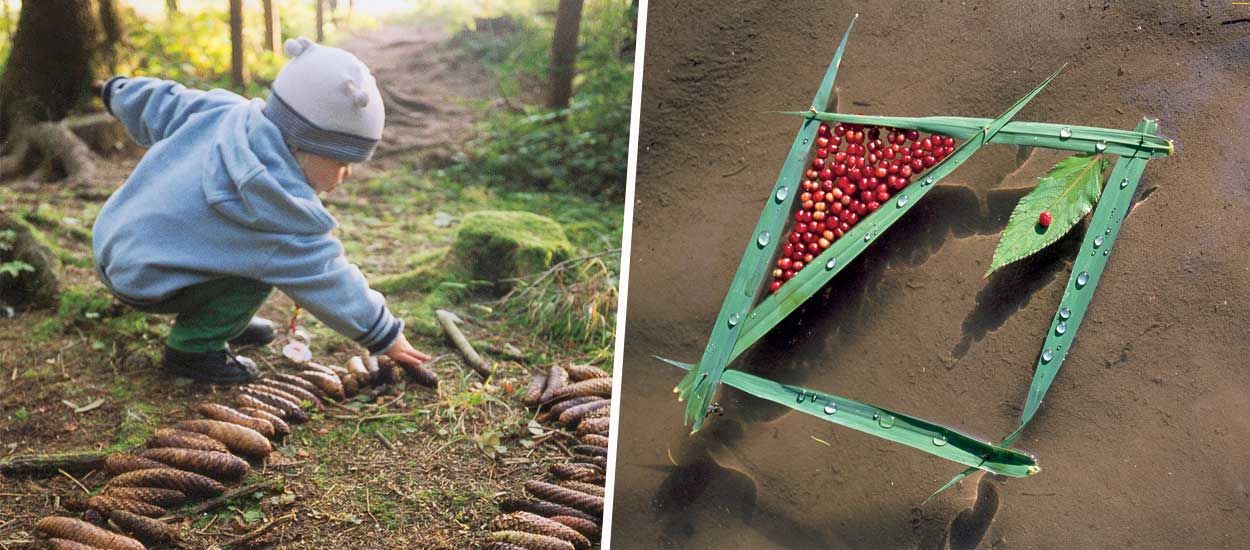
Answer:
[{"left": 201, "top": 99, "right": 336, "bottom": 235}]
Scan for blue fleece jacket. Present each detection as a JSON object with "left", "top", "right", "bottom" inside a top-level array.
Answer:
[{"left": 93, "top": 77, "right": 403, "bottom": 355}]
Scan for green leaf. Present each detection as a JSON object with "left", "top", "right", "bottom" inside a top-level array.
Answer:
[
  {"left": 0, "top": 261, "right": 35, "bottom": 278},
  {"left": 658, "top": 356, "right": 1039, "bottom": 478},
  {"left": 986, "top": 154, "right": 1107, "bottom": 275}
]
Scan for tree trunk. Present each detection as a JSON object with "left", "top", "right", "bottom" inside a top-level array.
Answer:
[
  {"left": 546, "top": 0, "right": 584, "bottom": 110},
  {"left": 315, "top": 0, "right": 324, "bottom": 42},
  {"left": 165, "top": 0, "right": 178, "bottom": 16},
  {"left": 0, "top": 0, "right": 100, "bottom": 137},
  {"left": 0, "top": 0, "right": 110, "bottom": 186},
  {"left": 97, "top": 0, "right": 123, "bottom": 72},
  {"left": 229, "top": 0, "right": 245, "bottom": 88},
  {"left": 261, "top": 0, "right": 280, "bottom": 52}
]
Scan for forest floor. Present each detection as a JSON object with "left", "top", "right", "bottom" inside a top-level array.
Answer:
[{"left": 0, "top": 21, "right": 620, "bottom": 549}]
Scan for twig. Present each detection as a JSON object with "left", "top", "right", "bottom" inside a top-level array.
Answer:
[
  {"left": 168, "top": 479, "right": 283, "bottom": 519},
  {"left": 720, "top": 163, "right": 748, "bottom": 177},
  {"left": 435, "top": 309, "right": 493, "bottom": 379},
  {"left": 374, "top": 431, "right": 396, "bottom": 451},
  {"left": 221, "top": 513, "right": 295, "bottom": 547},
  {"left": 57, "top": 468, "right": 89, "bottom": 495}
]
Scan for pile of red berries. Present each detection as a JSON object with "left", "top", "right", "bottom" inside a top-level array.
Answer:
[{"left": 768, "top": 123, "right": 956, "bottom": 293}]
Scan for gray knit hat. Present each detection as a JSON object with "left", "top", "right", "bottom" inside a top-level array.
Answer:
[{"left": 263, "top": 38, "right": 384, "bottom": 163}]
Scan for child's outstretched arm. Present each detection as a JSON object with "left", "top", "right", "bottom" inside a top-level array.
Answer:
[
  {"left": 259, "top": 233, "right": 427, "bottom": 363},
  {"left": 101, "top": 77, "right": 245, "bottom": 147}
]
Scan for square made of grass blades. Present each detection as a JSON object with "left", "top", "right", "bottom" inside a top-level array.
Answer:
[{"left": 662, "top": 14, "right": 1169, "bottom": 484}]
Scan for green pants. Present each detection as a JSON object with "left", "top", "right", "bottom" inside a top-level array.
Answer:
[{"left": 131, "top": 277, "right": 272, "bottom": 353}]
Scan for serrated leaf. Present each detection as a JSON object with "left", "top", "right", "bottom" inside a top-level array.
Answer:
[{"left": 987, "top": 154, "right": 1107, "bottom": 275}]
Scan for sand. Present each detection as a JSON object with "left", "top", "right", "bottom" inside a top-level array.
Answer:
[{"left": 611, "top": 1, "right": 1250, "bottom": 548}]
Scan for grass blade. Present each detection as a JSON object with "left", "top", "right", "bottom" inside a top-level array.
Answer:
[
  {"left": 776, "top": 113, "right": 1173, "bottom": 159},
  {"left": 658, "top": 356, "right": 1039, "bottom": 478},
  {"left": 929, "top": 117, "right": 1161, "bottom": 501},
  {"left": 733, "top": 66, "right": 1067, "bottom": 362},
  {"left": 675, "top": 14, "right": 859, "bottom": 432}
]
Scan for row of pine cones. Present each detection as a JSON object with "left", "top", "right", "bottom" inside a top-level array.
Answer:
[
  {"left": 484, "top": 364, "right": 614, "bottom": 550},
  {"left": 31, "top": 356, "right": 431, "bottom": 549}
]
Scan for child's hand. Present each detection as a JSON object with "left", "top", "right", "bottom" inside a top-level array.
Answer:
[{"left": 384, "top": 332, "right": 431, "bottom": 368}]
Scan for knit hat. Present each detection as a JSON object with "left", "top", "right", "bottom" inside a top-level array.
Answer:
[{"left": 263, "top": 37, "right": 384, "bottom": 163}]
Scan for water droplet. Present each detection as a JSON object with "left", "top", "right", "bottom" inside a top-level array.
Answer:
[
  {"left": 795, "top": 392, "right": 806, "bottom": 404},
  {"left": 1119, "top": 177, "right": 1129, "bottom": 189},
  {"left": 1059, "top": 307, "right": 1071, "bottom": 320},
  {"left": 825, "top": 257, "right": 837, "bottom": 270},
  {"left": 1094, "top": 235, "right": 1104, "bottom": 248},
  {"left": 1076, "top": 271, "right": 1089, "bottom": 288},
  {"left": 932, "top": 434, "right": 948, "bottom": 447},
  {"left": 1103, "top": 250, "right": 1109, "bottom": 256},
  {"left": 727, "top": 313, "right": 740, "bottom": 328},
  {"left": 924, "top": 176, "right": 934, "bottom": 186},
  {"left": 897, "top": 195, "right": 909, "bottom": 207},
  {"left": 1042, "top": 349, "right": 1054, "bottom": 363},
  {"left": 775, "top": 187, "right": 789, "bottom": 202},
  {"left": 864, "top": 233, "right": 872, "bottom": 242},
  {"left": 1094, "top": 141, "right": 1107, "bottom": 153},
  {"left": 803, "top": 138, "right": 810, "bottom": 145},
  {"left": 1059, "top": 127, "right": 1072, "bottom": 139},
  {"left": 878, "top": 414, "right": 896, "bottom": 429},
  {"left": 1056, "top": 321, "right": 1067, "bottom": 335},
  {"left": 1105, "top": 228, "right": 1111, "bottom": 235},
  {"left": 823, "top": 403, "right": 838, "bottom": 415},
  {"left": 757, "top": 232, "right": 771, "bottom": 247},
  {"left": 811, "top": 393, "right": 819, "bottom": 403}
]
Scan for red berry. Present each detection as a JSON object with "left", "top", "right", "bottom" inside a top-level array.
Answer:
[
  {"left": 816, "top": 136, "right": 830, "bottom": 148},
  {"left": 793, "top": 261, "right": 805, "bottom": 271},
  {"left": 811, "top": 158, "right": 825, "bottom": 169},
  {"left": 779, "top": 257, "right": 792, "bottom": 270},
  {"left": 770, "top": 280, "right": 782, "bottom": 293},
  {"left": 817, "top": 148, "right": 829, "bottom": 158},
  {"left": 1039, "top": 211, "right": 1053, "bottom": 228},
  {"left": 867, "top": 201, "right": 880, "bottom": 212},
  {"left": 906, "top": 130, "right": 920, "bottom": 141},
  {"left": 818, "top": 123, "right": 830, "bottom": 137}
]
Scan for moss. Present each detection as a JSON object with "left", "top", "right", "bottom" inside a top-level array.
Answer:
[
  {"left": 452, "top": 210, "right": 573, "bottom": 282},
  {"left": 370, "top": 247, "right": 450, "bottom": 296}
]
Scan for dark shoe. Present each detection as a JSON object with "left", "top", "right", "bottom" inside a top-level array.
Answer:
[
  {"left": 162, "top": 346, "right": 259, "bottom": 384},
  {"left": 227, "top": 316, "right": 276, "bottom": 348}
]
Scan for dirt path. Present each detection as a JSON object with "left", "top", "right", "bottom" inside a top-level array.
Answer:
[
  {"left": 614, "top": 2, "right": 1250, "bottom": 549},
  {"left": 0, "top": 22, "right": 579, "bottom": 550},
  {"left": 341, "top": 23, "right": 497, "bottom": 172}
]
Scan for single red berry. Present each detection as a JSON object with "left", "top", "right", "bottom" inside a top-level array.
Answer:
[
  {"left": 816, "top": 136, "right": 830, "bottom": 148},
  {"left": 1039, "top": 211, "right": 1053, "bottom": 228},
  {"left": 818, "top": 123, "right": 831, "bottom": 137},
  {"left": 770, "top": 280, "right": 782, "bottom": 293}
]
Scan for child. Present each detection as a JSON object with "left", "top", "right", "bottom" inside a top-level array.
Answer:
[{"left": 92, "top": 38, "right": 430, "bottom": 384}]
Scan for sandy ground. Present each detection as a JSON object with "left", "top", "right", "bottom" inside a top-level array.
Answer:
[{"left": 611, "top": 1, "right": 1250, "bottom": 549}]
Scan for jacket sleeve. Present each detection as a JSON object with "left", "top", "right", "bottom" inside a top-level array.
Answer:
[
  {"left": 101, "top": 76, "right": 245, "bottom": 147},
  {"left": 259, "top": 233, "right": 404, "bottom": 355}
]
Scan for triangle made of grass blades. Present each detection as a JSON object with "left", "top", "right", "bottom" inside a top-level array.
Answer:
[
  {"left": 674, "top": 14, "right": 859, "bottom": 432},
  {"left": 731, "top": 65, "right": 1066, "bottom": 362},
  {"left": 657, "top": 356, "right": 1038, "bottom": 478},
  {"left": 927, "top": 117, "right": 1162, "bottom": 502}
]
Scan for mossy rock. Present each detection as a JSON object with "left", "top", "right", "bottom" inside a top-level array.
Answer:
[
  {"left": 453, "top": 210, "right": 573, "bottom": 282},
  {"left": 0, "top": 212, "right": 60, "bottom": 308}
]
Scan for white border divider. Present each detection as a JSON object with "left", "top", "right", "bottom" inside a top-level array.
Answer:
[{"left": 601, "top": 1, "right": 648, "bottom": 547}]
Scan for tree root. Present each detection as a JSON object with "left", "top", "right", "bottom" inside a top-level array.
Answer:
[{"left": 1, "top": 113, "right": 127, "bottom": 186}]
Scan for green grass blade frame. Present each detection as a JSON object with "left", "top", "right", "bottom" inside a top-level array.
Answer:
[
  {"left": 659, "top": 356, "right": 1039, "bottom": 478},
  {"left": 676, "top": 14, "right": 859, "bottom": 432},
  {"left": 731, "top": 66, "right": 1066, "bottom": 362},
  {"left": 778, "top": 113, "right": 1172, "bottom": 159}
]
